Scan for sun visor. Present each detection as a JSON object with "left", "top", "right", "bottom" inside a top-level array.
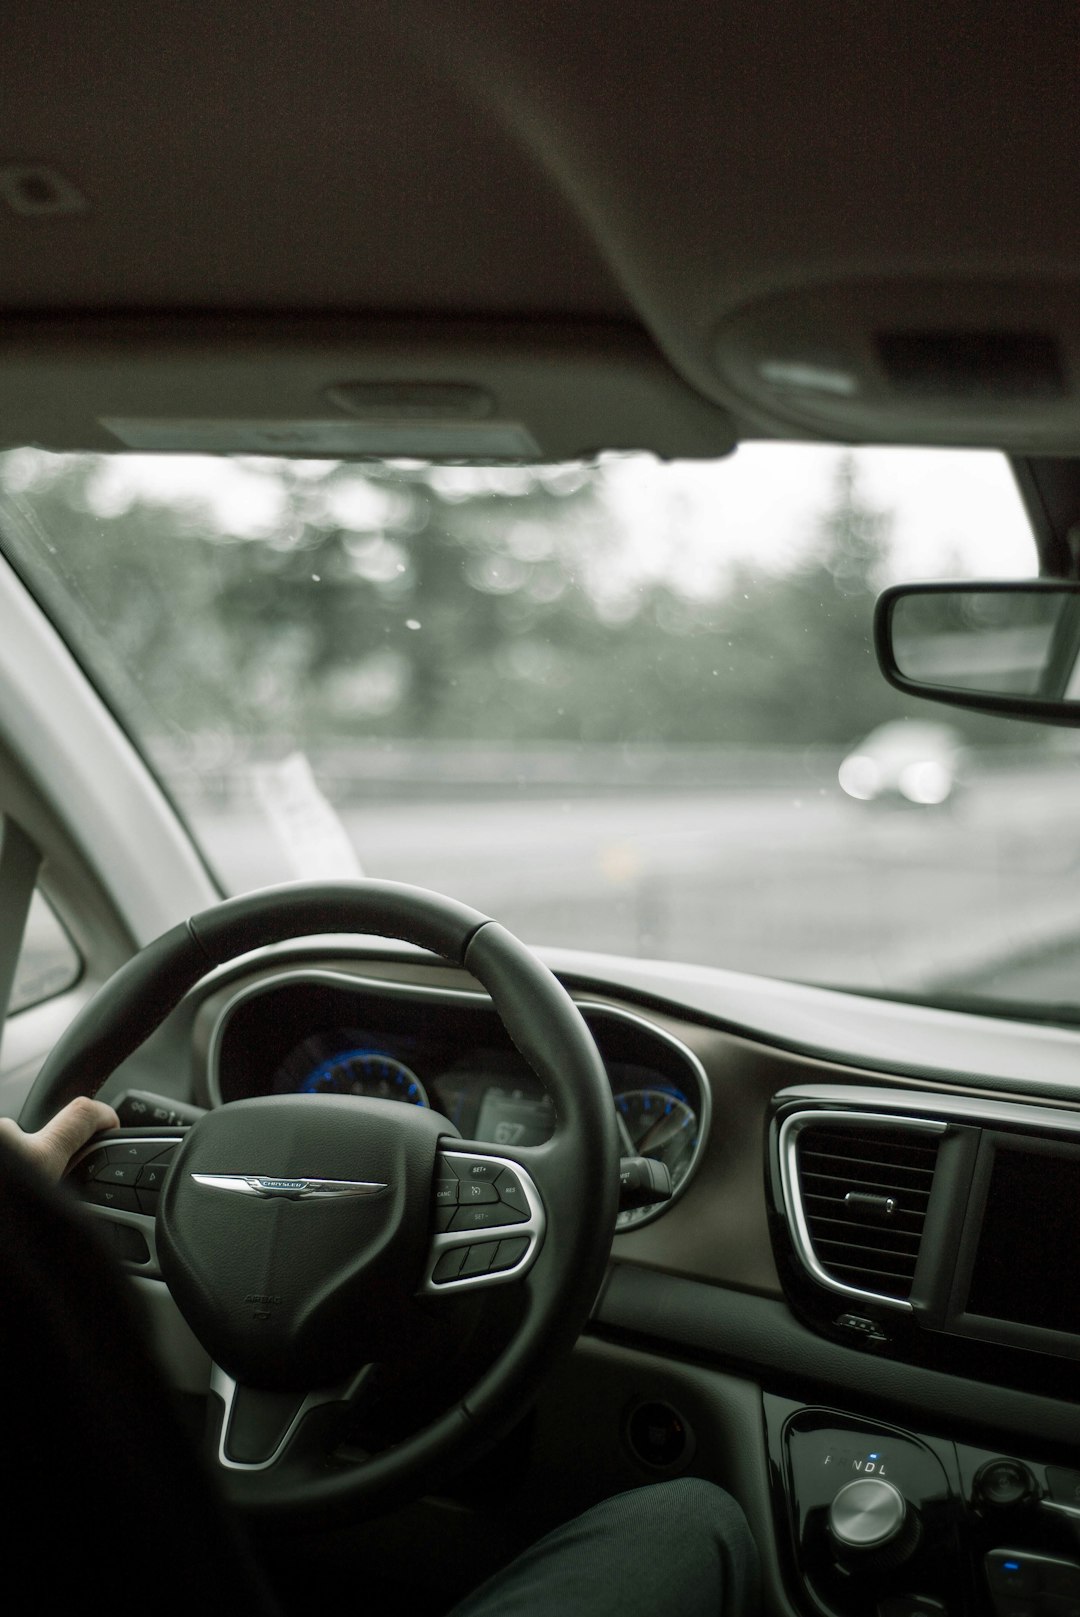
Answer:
[
  {"left": 714, "top": 280, "right": 1080, "bottom": 451},
  {"left": 0, "top": 318, "right": 735, "bottom": 462}
]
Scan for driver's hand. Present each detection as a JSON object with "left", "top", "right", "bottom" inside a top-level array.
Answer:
[{"left": 0, "top": 1096, "right": 120, "bottom": 1182}]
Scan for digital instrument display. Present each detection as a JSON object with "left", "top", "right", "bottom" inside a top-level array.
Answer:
[{"left": 474, "top": 1086, "right": 554, "bottom": 1148}]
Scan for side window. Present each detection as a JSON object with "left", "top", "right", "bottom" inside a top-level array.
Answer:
[{"left": 10, "top": 889, "right": 81, "bottom": 1014}]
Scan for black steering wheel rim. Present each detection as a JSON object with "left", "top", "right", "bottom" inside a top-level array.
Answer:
[{"left": 22, "top": 881, "right": 621, "bottom": 1522}]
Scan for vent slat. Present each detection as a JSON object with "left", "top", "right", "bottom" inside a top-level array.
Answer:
[
  {"left": 802, "top": 1147, "right": 936, "bottom": 1174},
  {"left": 816, "top": 1236, "right": 920, "bottom": 1263},
  {"left": 807, "top": 1210, "right": 924, "bottom": 1235},
  {"left": 826, "top": 1259, "right": 917, "bottom": 1282},
  {"left": 795, "top": 1119, "right": 941, "bottom": 1302}
]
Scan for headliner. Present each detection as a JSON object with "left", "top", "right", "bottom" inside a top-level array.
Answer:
[{"left": 3, "top": 4, "right": 1079, "bottom": 454}]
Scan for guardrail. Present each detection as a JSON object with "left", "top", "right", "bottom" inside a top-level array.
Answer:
[{"left": 147, "top": 736, "right": 1080, "bottom": 809}]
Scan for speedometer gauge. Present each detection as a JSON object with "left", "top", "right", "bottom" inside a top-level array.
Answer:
[
  {"left": 299, "top": 1047, "right": 429, "bottom": 1106},
  {"left": 614, "top": 1086, "right": 699, "bottom": 1229}
]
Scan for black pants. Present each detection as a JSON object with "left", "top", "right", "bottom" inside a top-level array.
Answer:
[{"left": 451, "top": 1478, "right": 761, "bottom": 1616}]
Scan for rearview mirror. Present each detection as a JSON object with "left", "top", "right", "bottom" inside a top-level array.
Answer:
[{"left": 875, "top": 580, "right": 1080, "bottom": 724}]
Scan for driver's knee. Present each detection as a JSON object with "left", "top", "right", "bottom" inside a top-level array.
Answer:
[
  {"left": 582, "top": 1478, "right": 761, "bottom": 1613},
  {"left": 452, "top": 1476, "right": 760, "bottom": 1615}
]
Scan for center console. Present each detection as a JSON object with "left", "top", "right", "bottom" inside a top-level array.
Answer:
[
  {"left": 766, "top": 1083, "right": 1080, "bottom": 1614},
  {"left": 766, "top": 1395, "right": 1080, "bottom": 1617}
]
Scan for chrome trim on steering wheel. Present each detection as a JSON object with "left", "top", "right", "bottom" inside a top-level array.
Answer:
[
  {"left": 191, "top": 1173, "right": 388, "bottom": 1200},
  {"left": 421, "top": 1149, "right": 545, "bottom": 1295},
  {"left": 210, "top": 1362, "right": 372, "bottom": 1472}
]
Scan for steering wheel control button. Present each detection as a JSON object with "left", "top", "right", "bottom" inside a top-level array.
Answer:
[
  {"left": 136, "top": 1161, "right": 170, "bottom": 1190},
  {"left": 92, "top": 1160, "right": 141, "bottom": 1186},
  {"left": 449, "top": 1203, "right": 510, "bottom": 1233},
  {"left": 85, "top": 1183, "right": 140, "bottom": 1213},
  {"left": 458, "top": 1180, "right": 499, "bottom": 1205},
  {"left": 494, "top": 1168, "right": 528, "bottom": 1213},
  {"left": 447, "top": 1156, "right": 501, "bottom": 1184},
  {"left": 70, "top": 1150, "right": 105, "bottom": 1183},
  {"left": 491, "top": 1237, "right": 529, "bottom": 1271},
  {"left": 107, "top": 1139, "right": 176, "bottom": 1164},
  {"left": 459, "top": 1244, "right": 497, "bottom": 1277},
  {"left": 434, "top": 1179, "right": 458, "bottom": 1206},
  {"left": 432, "top": 1248, "right": 469, "bottom": 1283}
]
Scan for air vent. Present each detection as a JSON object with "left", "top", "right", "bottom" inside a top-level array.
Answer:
[{"left": 792, "top": 1117, "right": 942, "bottom": 1303}]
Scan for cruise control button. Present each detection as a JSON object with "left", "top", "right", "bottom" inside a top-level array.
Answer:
[
  {"left": 85, "top": 1184, "right": 140, "bottom": 1214},
  {"left": 432, "top": 1248, "right": 468, "bottom": 1283},
  {"left": 456, "top": 1180, "right": 498, "bottom": 1205},
  {"left": 494, "top": 1168, "right": 529, "bottom": 1215},
  {"left": 434, "top": 1180, "right": 459, "bottom": 1206},
  {"left": 92, "top": 1161, "right": 141, "bottom": 1187},
  {"left": 447, "top": 1157, "right": 501, "bottom": 1184},
  {"left": 434, "top": 1205, "right": 456, "bottom": 1232},
  {"left": 449, "top": 1204, "right": 509, "bottom": 1233},
  {"left": 490, "top": 1237, "right": 529, "bottom": 1272}
]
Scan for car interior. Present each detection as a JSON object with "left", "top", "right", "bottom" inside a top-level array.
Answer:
[{"left": 6, "top": 8, "right": 1080, "bottom": 1615}]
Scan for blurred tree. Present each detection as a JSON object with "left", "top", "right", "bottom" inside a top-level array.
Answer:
[{"left": 0, "top": 447, "right": 962, "bottom": 761}]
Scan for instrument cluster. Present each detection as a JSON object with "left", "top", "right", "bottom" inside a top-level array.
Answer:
[{"left": 206, "top": 969, "right": 711, "bottom": 1230}]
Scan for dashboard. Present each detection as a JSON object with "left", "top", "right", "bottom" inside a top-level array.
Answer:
[{"left": 77, "top": 944, "right": 1080, "bottom": 1617}]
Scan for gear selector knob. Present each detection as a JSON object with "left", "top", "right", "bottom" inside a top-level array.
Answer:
[{"left": 828, "top": 1476, "right": 921, "bottom": 1570}]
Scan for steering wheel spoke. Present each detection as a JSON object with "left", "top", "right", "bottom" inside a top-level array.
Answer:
[
  {"left": 66, "top": 1127, "right": 187, "bottom": 1275},
  {"left": 423, "top": 1143, "right": 545, "bottom": 1293},
  {"left": 209, "top": 1362, "right": 373, "bottom": 1473}
]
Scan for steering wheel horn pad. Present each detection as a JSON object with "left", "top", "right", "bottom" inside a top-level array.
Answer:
[{"left": 158, "top": 1094, "right": 455, "bottom": 1389}]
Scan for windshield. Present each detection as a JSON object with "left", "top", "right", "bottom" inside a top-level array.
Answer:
[{"left": 1, "top": 444, "right": 1063, "bottom": 1016}]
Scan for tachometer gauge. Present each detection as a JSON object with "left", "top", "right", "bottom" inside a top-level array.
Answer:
[
  {"left": 614, "top": 1086, "right": 699, "bottom": 1228},
  {"left": 299, "top": 1047, "right": 429, "bottom": 1106}
]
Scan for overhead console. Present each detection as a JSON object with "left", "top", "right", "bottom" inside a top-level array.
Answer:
[
  {"left": 769, "top": 1084, "right": 1080, "bottom": 1377},
  {"left": 714, "top": 279, "right": 1080, "bottom": 452}
]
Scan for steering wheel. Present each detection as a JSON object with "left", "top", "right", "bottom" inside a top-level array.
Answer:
[{"left": 20, "top": 881, "right": 620, "bottom": 1523}]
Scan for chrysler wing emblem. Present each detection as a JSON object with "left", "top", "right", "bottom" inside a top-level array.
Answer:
[{"left": 191, "top": 1174, "right": 388, "bottom": 1201}]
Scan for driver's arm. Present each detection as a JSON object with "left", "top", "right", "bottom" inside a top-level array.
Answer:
[{"left": 0, "top": 1096, "right": 119, "bottom": 1181}]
